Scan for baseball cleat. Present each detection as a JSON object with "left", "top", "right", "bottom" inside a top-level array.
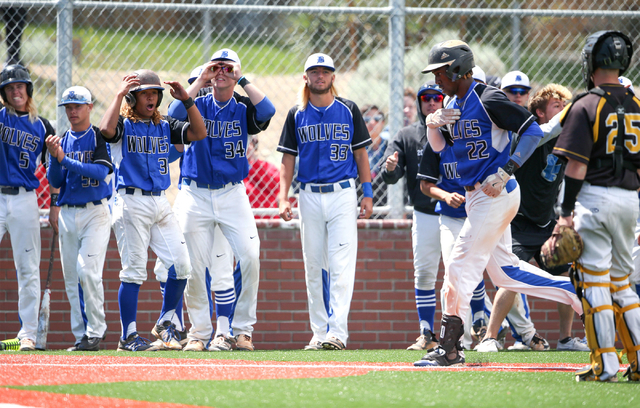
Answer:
[
  {"left": 414, "top": 346, "right": 465, "bottom": 367},
  {"left": 152, "top": 321, "right": 183, "bottom": 350},
  {"left": 183, "top": 339, "right": 206, "bottom": 352},
  {"left": 304, "top": 340, "right": 323, "bottom": 350},
  {"left": 178, "top": 328, "right": 189, "bottom": 347},
  {"left": 471, "top": 318, "right": 487, "bottom": 343},
  {"left": 19, "top": 338, "right": 36, "bottom": 352},
  {"left": 322, "top": 337, "right": 346, "bottom": 350},
  {"left": 507, "top": 341, "right": 530, "bottom": 351},
  {"left": 623, "top": 366, "right": 640, "bottom": 381},
  {"left": 496, "top": 322, "right": 508, "bottom": 350},
  {"left": 474, "top": 338, "right": 500, "bottom": 353},
  {"left": 117, "top": 333, "right": 158, "bottom": 352},
  {"left": 529, "top": 333, "right": 550, "bottom": 351},
  {"left": 407, "top": 331, "right": 439, "bottom": 351},
  {"left": 208, "top": 335, "right": 234, "bottom": 351},
  {"left": 67, "top": 335, "right": 101, "bottom": 351},
  {"left": 575, "top": 365, "right": 618, "bottom": 382},
  {"left": 556, "top": 336, "right": 590, "bottom": 351},
  {"left": 235, "top": 334, "right": 254, "bottom": 351}
]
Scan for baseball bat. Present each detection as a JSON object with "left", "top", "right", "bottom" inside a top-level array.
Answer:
[{"left": 35, "top": 231, "right": 57, "bottom": 350}]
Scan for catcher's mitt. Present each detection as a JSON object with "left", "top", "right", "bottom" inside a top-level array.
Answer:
[{"left": 540, "top": 225, "right": 584, "bottom": 268}]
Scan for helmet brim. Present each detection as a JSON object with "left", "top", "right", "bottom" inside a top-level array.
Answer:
[
  {"left": 421, "top": 61, "right": 452, "bottom": 74},
  {"left": 131, "top": 84, "right": 165, "bottom": 92}
]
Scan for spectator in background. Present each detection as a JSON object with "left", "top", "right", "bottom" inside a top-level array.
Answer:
[
  {"left": 403, "top": 87, "right": 417, "bottom": 126},
  {"left": 361, "top": 104, "right": 389, "bottom": 207},
  {"left": 2, "top": 7, "right": 27, "bottom": 66},
  {"left": 502, "top": 70, "right": 531, "bottom": 108}
]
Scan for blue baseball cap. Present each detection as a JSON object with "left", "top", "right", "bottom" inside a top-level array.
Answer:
[
  {"left": 58, "top": 86, "right": 92, "bottom": 106},
  {"left": 417, "top": 82, "right": 444, "bottom": 97}
]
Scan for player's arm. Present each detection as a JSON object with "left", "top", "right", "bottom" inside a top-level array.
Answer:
[
  {"left": 353, "top": 147, "right": 373, "bottom": 219},
  {"left": 557, "top": 158, "right": 587, "bottom": 229},
  {"left": 100, "top": 74, "right": 140, "bottom": 139},
  {"left": 278, "top": 153, "right": 296, "bottom": 221},
  {"left": 164, "top": 80, "right": 206, "bottom": 142},
  {"left": 420, "top": 180, "right": 465, "bottom": 208},
  {"left": 425, "top": 109, "right": 460, "bottom": 152}
]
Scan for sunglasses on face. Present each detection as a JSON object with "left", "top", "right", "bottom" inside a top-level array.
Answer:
[
  {"left": 364, "top": 114, "right": 384, "bottom": 123},
  {"left": 420, "top": 94, "right": 444, "bottom": 103},
  {"left": 212, "top": 65, "right": 233, "bottom": 73},
  {"left": 506, "top": 87, "right": 529, "bottom": 96}
]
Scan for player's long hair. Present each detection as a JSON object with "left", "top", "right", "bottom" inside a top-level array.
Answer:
[
  {"left": 120, "top": 104, "right": 162, "bottom": 125},
  {"left": 529, "top": 84, "right": 573, "bottom": 119},
  {"left": 2, "top": 95, "right": 39, "bottom": 123},
  {"left": 297, "top": 83, "right": 339, "bottom": 110}
]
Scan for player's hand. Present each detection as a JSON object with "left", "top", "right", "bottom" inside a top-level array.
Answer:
[
  {"left": 45, "top": 135, "right": 64, "bottom": 162},
  {"left": 425, "top": 109, "right": 460, "bottom": 129},
  {"left": 359, "top": 197, "right": 373, "bottom": 219},
  {"left": 164, "top": 81, "right": 189, "bottom": 101},
  {"left": 223, "top": 62, "right": 242, "bottom": 81},
  {"left": 385, "top": 151, "right": 399, "bottom": 172},
  {"left": 557, "top": 214, "right": 574, "bottom": 229},
  {"left": 119, "top": 74, "right": 140, "bottom": 97},
  {"left": 49, "top": 205, "right": 60, "bottom": 234},
  {"left": 445, "top": 192, "right": 465, "bottom": 208},
  {"left": 279, "top": 200, "right": 293, "bottom": 221},
  {"left": 480, "top": 168, "right": 510, "bottom": 198}
]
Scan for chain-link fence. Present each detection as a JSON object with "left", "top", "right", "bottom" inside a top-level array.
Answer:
[{"left": 2, "top": 1, "right": 640, "bottom": 219}]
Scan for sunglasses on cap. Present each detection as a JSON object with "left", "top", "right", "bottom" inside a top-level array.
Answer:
[
  {"left": 364, "top": 114, "right": 384, "bottom": 123},
  {"left": 420, "top": 94, "right": 444, "bottom": 103},
  {"left": 505, "top": 87, "right": 529, "bottom": 96}
]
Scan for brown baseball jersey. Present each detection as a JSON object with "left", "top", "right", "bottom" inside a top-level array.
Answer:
[{"left": 553, "top": 84, "right": 640, "bottom": 190}]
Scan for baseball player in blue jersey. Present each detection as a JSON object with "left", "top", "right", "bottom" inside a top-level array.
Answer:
[
  {"left": 278, "top": 53, "right": 373, "bottom": 350},
  {"left": 100, "top": 69, "right": 207, "bottom": 351},
  {"left": 0, "top": 64, "right": 56, "bottom": 351},
  {"left": 45, "top": 86, "right": 113, "bottom": 351},
  {"left": 174, "top": 49, "right": 275, "bottom": 352},
  {"left": 415, "top": 40, "right": 581, "bottom": 366}
]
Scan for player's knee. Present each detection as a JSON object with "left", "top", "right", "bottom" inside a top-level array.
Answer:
[
  {"left": 414, "top": 275, "right": 436, "bottom": 291},
  {"left": 170, "top": 259, "right": 191, "bottom": 280}
]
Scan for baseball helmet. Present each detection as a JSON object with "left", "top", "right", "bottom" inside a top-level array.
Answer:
[
  {"left": 0, "top": 64, "right": 33, "bottom": 103},
  {"left": 58, "top": 86, "right": 92, "bottom": 106},
  {"left": 421, "top": 40, "right": 475, "bottom": 81},
  {"left": 125, "top": 69, "right": 165, "bottom": 108},
  {"left": 582, "top": 30, "right": 633, "bottom": 90}
]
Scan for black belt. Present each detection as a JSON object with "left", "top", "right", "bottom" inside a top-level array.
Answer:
[
  {"left": 300, "top": 180, "right": 351, "bottom": 193},
  {"left": 124, "top": 187, "right": 162, "bottom": 196},
  {"left": 464, "top": 185, "right": 476, "bottom": 192},
  {"left": 182, "top": 178, "right": 241, "bottom": 190},
  {"left": 1, "top": 187, "right": 20, "bottom": 195},
  {"left": 65, "top": 200, "right": 103, "bottom": 208}
]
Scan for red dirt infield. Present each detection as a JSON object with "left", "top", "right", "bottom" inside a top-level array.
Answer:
[{"left": 0, "top": 354, "right": 625, "bottom": 408}]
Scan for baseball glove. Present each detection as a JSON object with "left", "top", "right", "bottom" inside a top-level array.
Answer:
[{"left": 540, "top": 225, "right": 584, "bottom": 268}]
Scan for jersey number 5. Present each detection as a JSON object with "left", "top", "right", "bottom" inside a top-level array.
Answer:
[{"left": 605, "top": 113, "right": 640, "bottom": 154}]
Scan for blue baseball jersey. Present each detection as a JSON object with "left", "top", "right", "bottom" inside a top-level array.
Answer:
[
  {"left": 439, "top": 82, "right": 537, "bottom": 187},
  {"left": 0, "top": 108, "right": 54, "bottom": 189},
  {"left": 417, "top": 142, "right": 466, "bottom": 219},
  {"left": 179, "top": 92, "right": 270, "bottom": 185},
  {"left": 50, "top": 125, "right": 113, "bottom": 206},
  {"left": 277, "top": 97, "right": 372, "bottom": 184},
  {"left": 106, "top": 115, "right": 190, "bottom": 192}
]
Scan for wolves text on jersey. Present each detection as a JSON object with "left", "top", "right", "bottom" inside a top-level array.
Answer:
[
  {"left": 451, "top": 119, "right": 481, "bottom": 141},
  {"left": 65, "top": 150, "right": 94, "bottom": 163},
  {"left": 126, "top": 134, "right": 169, "bottom": 155},
  {"left": 0, "top": 123, "right": 40, "bottom": 152},
  {"left": 204, "top": 118, "right": 242, "bottom": 139},
  {"left": 296, "top": 123, "right": 351, "bottom": 143},
  {"left": 442, "top": 162, "right": 461, "bottom": 179}
]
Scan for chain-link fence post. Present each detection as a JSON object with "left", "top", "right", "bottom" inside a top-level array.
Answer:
[
  {"left": 387, "top": 0, "right": 406, "bottom": 220},
  {"left": 56, "top": 0, "right": 73, "bottom": 134},
  {"left": 202, "top": 0, "right": 213, "bottom": 61},
  {"left": 510, "top": 1, "right": 521, "bottom": 70}
]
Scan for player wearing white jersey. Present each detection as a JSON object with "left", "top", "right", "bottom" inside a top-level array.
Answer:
[
  {"left": 176, "top": 49, "right": 275, "bottom": 352},
  {"left": 278, "top": 53, "right": 373, "bottom": 350},
  {"left": 415, "top": 41, "right": 581, "bottom": 367},
  {"left": 46, "top": 86, "right": 113, "bottom": 351},
  {"left": 0, "top": 64, "right": 56, "bottom": 351},
  {"left": 100, "top": 69, "right": 206, "bottom": 351}
]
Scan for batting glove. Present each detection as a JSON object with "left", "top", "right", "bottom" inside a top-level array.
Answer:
[
  {"left": 425, "top": 109, "right": 461, "bottom": 129},
  {"left": 481, "top": 167, "right": 510, "bottom": 198}
]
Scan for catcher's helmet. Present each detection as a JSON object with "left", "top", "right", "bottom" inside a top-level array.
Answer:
[
  {"left": 421, "top": 40, "right": 475, "bottom": 81},
  {"left": 125, "top": 69, "right": 165, "bottom": 108},
  {"left": 0, "top": 64, "right": 33, "bottom": 104},
  {"left": 582, "top": 31, "right": 633, "bottom": 90}
]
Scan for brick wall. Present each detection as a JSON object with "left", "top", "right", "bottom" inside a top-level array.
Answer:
[{"left": 0, "top": 220, "right": 585, "bottom": 350}]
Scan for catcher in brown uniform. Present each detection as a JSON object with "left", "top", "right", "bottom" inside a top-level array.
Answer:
[{"left": 553, "top": 30, "right": 640, "bottom": 382}]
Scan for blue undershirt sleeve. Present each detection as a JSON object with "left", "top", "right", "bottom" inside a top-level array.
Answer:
[
  {"left": 254, "top": 96, "right": 276, "bottom": 122},
  {"left": 168, "top": 146, "right": 184, "bottom": 163},
  {"left": 510, "top": 122, "right": 543, "bottom": 167},
  {"left": 47, "top": 155, "right": 64, "bottom": 189},
  {"left": 61, "top": 156, "right": 110, "bottom": 182}
]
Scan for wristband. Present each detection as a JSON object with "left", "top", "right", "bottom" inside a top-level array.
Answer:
[
  {"left": 182, "top": 97, "right": 195, "bottom": 110},
  {"left": 362, "top": 182, "right": 373, "bottom": 198},
  {"left": 501, "top": 159, "right": 519, "bottom": 176},
  {"left": 238, "top": 76, "right": 250, "bottom": 88},
  {"left": 560, "top": 175, "right": 583, "bottom": 217},
  {"left": 50, "top": 193, "right": 59, "bottom": 207}
]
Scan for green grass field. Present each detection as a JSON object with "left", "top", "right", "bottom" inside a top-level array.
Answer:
[{"left": 5, "top": 350, "right": 638, "bottom": 407}]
